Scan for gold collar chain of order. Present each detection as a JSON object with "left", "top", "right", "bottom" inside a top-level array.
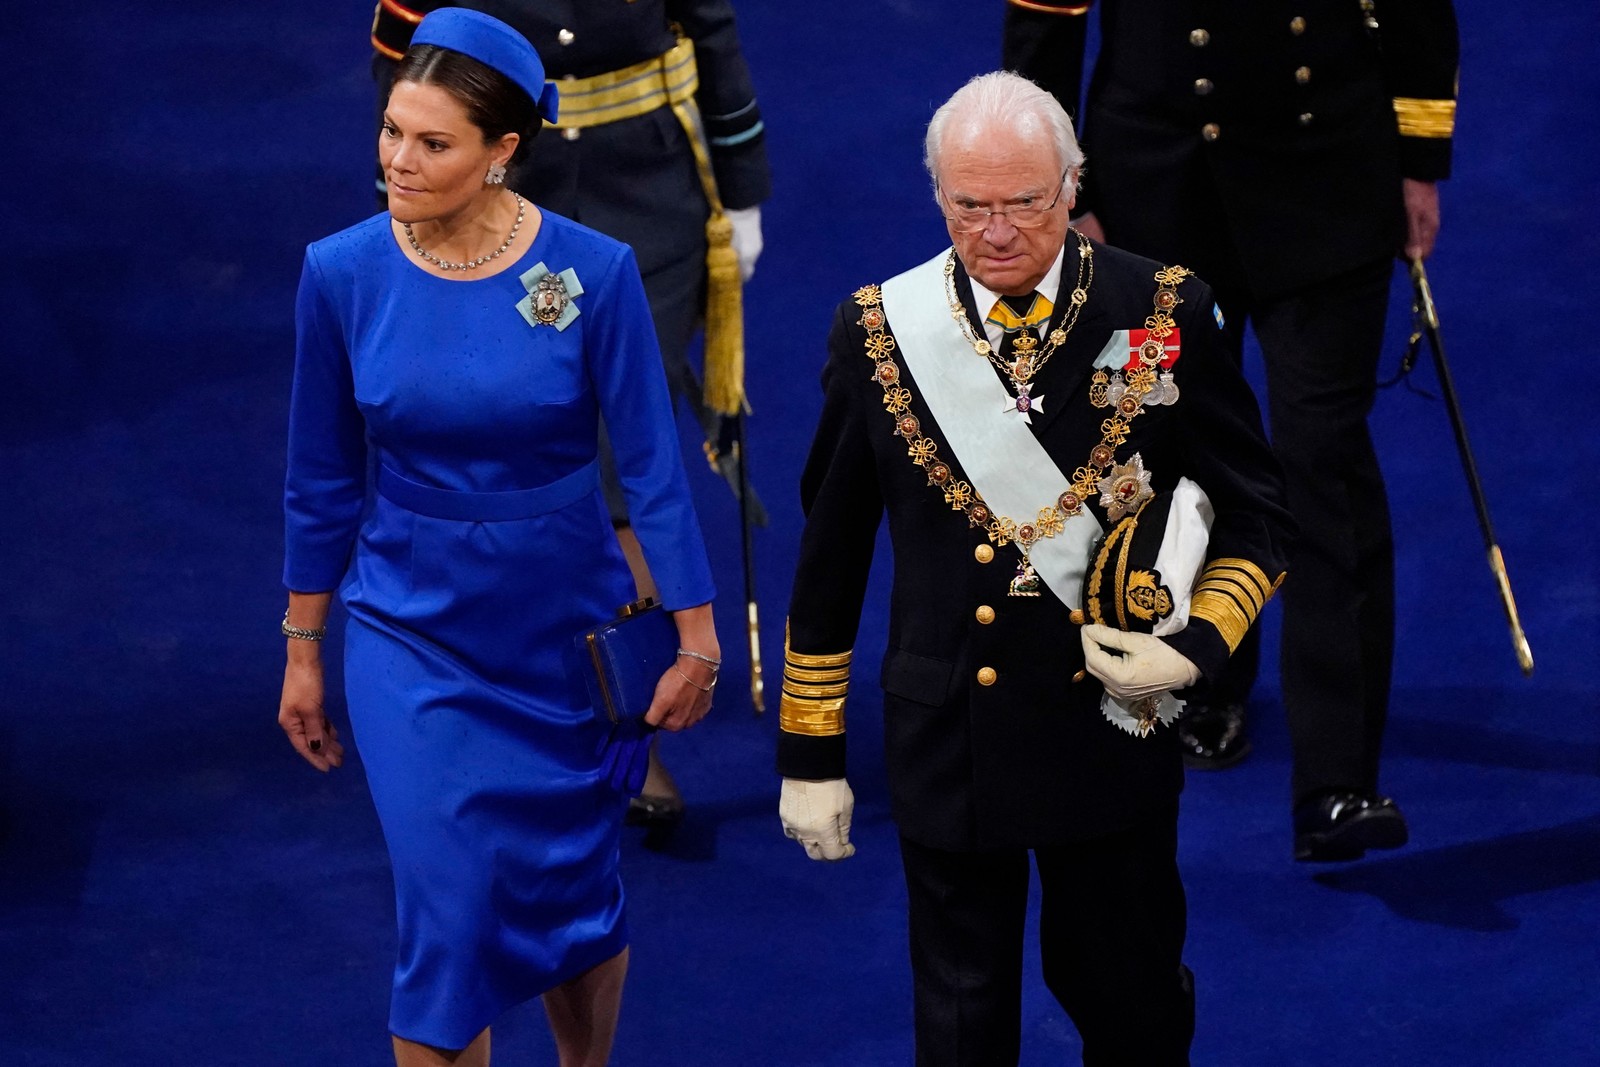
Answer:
[
  {"left": 850, "top": 262, "right": 1191, "bottom": 596},
  {"left": 943, "top": 230, "right": 1094, "bottom": 399}
]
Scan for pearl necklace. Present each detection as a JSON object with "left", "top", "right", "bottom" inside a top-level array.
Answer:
[{"left": 403, "top": 194, "right": 526, "bottom": 272}]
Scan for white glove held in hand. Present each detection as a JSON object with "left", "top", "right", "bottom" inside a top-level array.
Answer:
[
  {"left": 726, "top": 205, "right": 764, "bottom": 282},
  {"left": 1081, "top": 623, "right": 1201, "bottom": 701},
  {"left": 779, "top": 777, "right": 856, "bottom": 861}
]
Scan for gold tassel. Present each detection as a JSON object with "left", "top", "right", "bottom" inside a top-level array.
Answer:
[{"left": 701, "top": 210, "right": 746, "bottom": 417}]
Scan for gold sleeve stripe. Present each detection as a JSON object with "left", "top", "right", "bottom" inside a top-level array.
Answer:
[
  {"left": 1007, "top": 0, "right": 1092, "bottom": 14},
  {"left": 779, "top": 694, "right": 847, "bottom": 736},
  {"left": 780, "top": 620, "right": 851, "bottom": 735},
  {"left": 782, "top": 680, "right": 851, "bottom": 699},
  {"left": 1193, "top": 574, "right": 1265, "bottom": 618},
  {"left": 786, "top": 665, "right": 850, "bottom": 683},
  {"left": 379, "top": 0, "right": 425, "bottom": 23},
  {"left": 1190, "top": 590, "right": 1253, "bottom": 653},
  {"left": 1393, "top": 97, "right": 1456, "bottom": 139},
  {"left": 1197, "top": 558, "right": 1274, "bottom": 602},
  {"left": 783, "top": 621, "right": 853, "bottom": 668},
  {"left": 1189, "top": 559, "right": 1284, "bottom": 653}
]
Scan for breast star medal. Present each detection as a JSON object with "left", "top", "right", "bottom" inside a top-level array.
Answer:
[{"left": 1098, "top": 453, "right": 1155, "bottom": 521}]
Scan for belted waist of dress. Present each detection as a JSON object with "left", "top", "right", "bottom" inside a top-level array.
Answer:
[
  {"left": 376, "top": 461, "right": 599, "bottom": 521},
  {"left": 546, "top": 38, "right": 697, "bottom": 130}
]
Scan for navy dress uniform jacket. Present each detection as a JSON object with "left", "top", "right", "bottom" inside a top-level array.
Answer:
[
  {"left": 778, "top": 241, "right": 1294, "bottom": 851},
  {"left": 1002, "top": 0, "right": 1459, "bottom": 298}
]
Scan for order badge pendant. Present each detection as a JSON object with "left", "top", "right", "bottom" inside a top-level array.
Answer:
[
  {"left": 1008, "top": 552, "right": 1042, "bottom": 597},
  {"left": 531, "top": 272, "right": 570, "bottom": 325}
]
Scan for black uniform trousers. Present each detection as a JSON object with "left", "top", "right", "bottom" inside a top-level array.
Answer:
[
  {"left": 899, "top": 806, "right": 1192, "bottom": 1066},
  {"left": 1207, "top": 257, "right": 1396, "bottom": 804}
]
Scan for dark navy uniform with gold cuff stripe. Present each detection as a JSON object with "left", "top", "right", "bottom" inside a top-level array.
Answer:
[
  {"left": 778, "top": 240, "right": 1292, "bottom": 851},
  {"left": 1004, "top": 0, "right": 1458, "bottom": 808}
]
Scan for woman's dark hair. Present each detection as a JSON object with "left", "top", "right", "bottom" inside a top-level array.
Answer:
[{"left": 391, "top": 45, "right": 542, "bottom": 167}]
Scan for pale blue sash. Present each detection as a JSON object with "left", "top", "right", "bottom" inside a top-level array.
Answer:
[{"left": 881, "top": 250, "right": 1103, "bottom": 606}]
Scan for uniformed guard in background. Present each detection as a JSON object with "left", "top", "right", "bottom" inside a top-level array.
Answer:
[
  {"left": 372, "top": 0, "right": 772, "bottom": 824},
  {"left": 1004, "top": 0, "right": 1458, "bottom": 861},
  {"left": 775, "top": 71, "right": 1292, "bottom": 1065}
]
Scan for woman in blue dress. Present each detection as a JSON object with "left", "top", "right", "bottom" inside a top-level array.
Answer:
[{"left": 275, "top": 10, "right": 719, "bottom": 1065}]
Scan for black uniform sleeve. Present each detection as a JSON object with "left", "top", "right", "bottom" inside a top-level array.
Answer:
[
  {"left": 1001, "top": 1, "right": 1093, "bottom": 215},
  {"left": 776, "top": 303, "right": 887, "bottom": 781},
  {"left": 1158, "top": 276, "right": 1295, "bottom": 683},
  {"left": 1001, "top": 0, "right": 1092, "bottom": 122},
  {"left": 1378, "top": 0, "right": 1460, "bottom": 181},
  {"left": 669, "top": 0, "right": 772, "bottom": 210}
]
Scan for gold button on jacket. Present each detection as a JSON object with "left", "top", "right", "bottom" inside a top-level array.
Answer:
[
  {"left": 976, "top": 667, "right": 997, "bottom": 686},
  {"left": 974, "top": 544, "right": 994, "bottom": 563},
  {"left": 1202, "top": 123, "right": 1221, "bottom": 142},
  {"left": 975, "top": 605, "right": 996, "bottom": 625},
  {"left": 1189, "top": 28, "right": 1210, "bottom": 47}
]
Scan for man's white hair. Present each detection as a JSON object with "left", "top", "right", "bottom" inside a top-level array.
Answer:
[{"left": 924, "top": 71, "right": 1085, "bottom": 194}]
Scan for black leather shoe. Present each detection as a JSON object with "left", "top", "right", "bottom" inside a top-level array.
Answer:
[
  {"left": 1293, "top": 791, "right": 1408, "bottom": 862},
  {"left": 1177, "top": 703, "right": 1251, "bottom": 769}
]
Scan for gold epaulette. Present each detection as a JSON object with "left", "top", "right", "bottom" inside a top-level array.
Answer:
[
  {"left": 778, "top": 621, "right": 850, "bottom": 737},
  {"left": 1393, "top": 97, "right": 1456, "bottom": 139},
  {"left": 1189, "top": 559, "right": 1283, "bottom": 653}
]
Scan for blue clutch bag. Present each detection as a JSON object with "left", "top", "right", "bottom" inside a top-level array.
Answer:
[
  {"left": 577, "top": 597, "right": 677, "bottom": 724},
  {"left": 575, "top": 598, "right": 675, "bottom": 795}
]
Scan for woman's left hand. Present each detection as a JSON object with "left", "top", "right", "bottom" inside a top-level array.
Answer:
[{"left": 644, "top": 653, "right": 717, "bottom": 731}]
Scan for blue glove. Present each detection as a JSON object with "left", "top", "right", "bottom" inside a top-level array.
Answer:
[{"left": 595, "top": 719, "right": 656, "bottom": 795}]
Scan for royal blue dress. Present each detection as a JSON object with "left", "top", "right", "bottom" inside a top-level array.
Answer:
[{"left": 283, "top": 210, "right": 714, "bottom": 1049}]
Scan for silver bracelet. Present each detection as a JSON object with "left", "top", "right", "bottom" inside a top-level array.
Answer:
[
  {"left": 674, "top": 666, "right": 717, "bottom": 693},
  {"left": 677, "top": 647, "right": 722, "bottom": 671},
  {"left": 281, "top": 612, "right": 327, "bottom": 642}
]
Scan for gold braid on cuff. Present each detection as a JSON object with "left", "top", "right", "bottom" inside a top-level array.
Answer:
[
  {"left": 1393, "top": 97, "right": 1456, "bottom": 139},
  {"left": 779, "top": 622, "right": 851, "bottom": 737},
  {"left": 1188, "top": 559, "right": 1281, "bottom": 653}
]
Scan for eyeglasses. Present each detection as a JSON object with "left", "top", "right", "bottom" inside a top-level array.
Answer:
[{"left": 938, "top": 171, "right": 1070, "bottom": 233}]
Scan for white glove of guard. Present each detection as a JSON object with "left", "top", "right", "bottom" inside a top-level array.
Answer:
[
  {"left": 779, "top": 777, "right": 856, "bottom": 861},
  {"left": 726, "top": 205, "right": 764, "bottom": 282},
  {"left": 1081, "top": 623, "right": 1201, "bottom": 701}
]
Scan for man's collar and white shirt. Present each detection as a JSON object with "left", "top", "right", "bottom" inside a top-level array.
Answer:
[{"left": 968, "top": 246, "right": 1066, "bottom": 351}]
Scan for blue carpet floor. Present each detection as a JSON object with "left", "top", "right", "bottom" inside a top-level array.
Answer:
[{"left": 2, "top": 2, "right": 1597, "bottom": 1064}]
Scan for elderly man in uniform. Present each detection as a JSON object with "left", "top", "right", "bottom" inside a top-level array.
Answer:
[
  {"left": 372, "top": 0, "right": 771, "bottom": 822},
  {"left": 1003, "top": 0, "right": 1459, "bottom": 860},
  {"left": 776, "top": 72, "right": 1293, "bottom": 1065}
]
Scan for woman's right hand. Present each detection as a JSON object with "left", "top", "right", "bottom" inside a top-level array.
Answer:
[{"left": 279, "top": 655, "right": 344, "bottom": 772}]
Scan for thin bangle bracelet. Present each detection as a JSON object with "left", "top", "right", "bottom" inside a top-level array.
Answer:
[
  {"left": 674, "top": 666, "right": 717, "bottom": 693},
  {"left": 677, "top": 648, "right": 722, "bottom": 670}
]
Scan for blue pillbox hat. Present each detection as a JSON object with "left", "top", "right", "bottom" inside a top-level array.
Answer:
[{"left": 411, "top": 8, "right": 561, "bottom": 122}]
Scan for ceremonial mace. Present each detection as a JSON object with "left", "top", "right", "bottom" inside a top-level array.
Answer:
[{"left": 1406, "top": 257, "right": 1534, "bottom": 674}]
